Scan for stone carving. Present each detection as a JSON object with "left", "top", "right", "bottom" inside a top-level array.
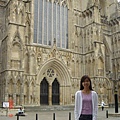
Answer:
[
  {"left": 46, "top": 68, "right": 55, "bottom": 78},
  {"left": 11, "top": 1, "right": 24, "bottom": 22},
  {"left": 37, "top": 53, "right": 42, "bottom": 66},
  {"left": 13, "top": 29, "right": 21, "bottom": 45}
]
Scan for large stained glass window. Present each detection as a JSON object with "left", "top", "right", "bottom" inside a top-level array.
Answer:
[{"left": 34, "top": 0, "right": 68, "bottom": 49}]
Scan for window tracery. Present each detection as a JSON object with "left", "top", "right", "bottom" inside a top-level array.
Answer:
[
  {"left": 34, "top": 0, "right": 68, "bottom": 48},
  {"left": 46, "top": 68, "right": 55, "bottom": 77}
]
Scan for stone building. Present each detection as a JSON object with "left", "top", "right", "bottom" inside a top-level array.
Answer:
[{"left": 0, "top": 0, "right": 120, "bottom": 107}]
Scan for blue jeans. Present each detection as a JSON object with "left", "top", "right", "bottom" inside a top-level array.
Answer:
[{"left": 79, "top": 114, "right": 92, "bottom": 120}]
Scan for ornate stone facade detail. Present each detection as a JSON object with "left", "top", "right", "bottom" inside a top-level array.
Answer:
[{"left": 0, "top": 0, "right": 120, "bottom": 107}]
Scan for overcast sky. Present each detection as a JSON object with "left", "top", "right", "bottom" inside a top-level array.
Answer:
[{"left": 118, "top": 0, "right": 120, "bottom": 2}]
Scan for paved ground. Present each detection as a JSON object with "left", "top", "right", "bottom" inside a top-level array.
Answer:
[{"left": 0, "top": 107, "right": 120, "bottom": 120}]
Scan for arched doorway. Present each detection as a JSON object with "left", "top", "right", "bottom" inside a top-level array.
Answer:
[
  {"left": 40, "top": 77, "right": 49, "bottom": 105},
  {"left": 37, "top": 58, "right": 71, "bottom": 105},
  {"left": 52, "top": 78, "right": 60, "bottom": 105}
]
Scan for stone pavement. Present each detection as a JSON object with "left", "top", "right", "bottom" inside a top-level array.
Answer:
[{"left": 0, "top": 107, "right": 120, "bottom": 120}]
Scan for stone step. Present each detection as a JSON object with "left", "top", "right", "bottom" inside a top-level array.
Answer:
[{"left": 24, "top": 105, "right": 74, "bottom": 112}]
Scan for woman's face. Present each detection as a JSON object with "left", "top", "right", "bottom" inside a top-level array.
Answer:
[{"left": 82, "top": 78, "right": 90, "bottom": 89}]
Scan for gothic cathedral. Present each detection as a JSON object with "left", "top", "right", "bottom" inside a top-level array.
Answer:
[{"left": 0, "top": 0, "right": 120, "bottom": 107}]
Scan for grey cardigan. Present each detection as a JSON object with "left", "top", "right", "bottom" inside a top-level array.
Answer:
[{"left": 74, "top": 90, "right": 98, "bottom": 120}]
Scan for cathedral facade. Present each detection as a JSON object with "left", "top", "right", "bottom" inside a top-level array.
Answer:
[{"left": 0, "top": 0, "right": 120, "bottom": 107}]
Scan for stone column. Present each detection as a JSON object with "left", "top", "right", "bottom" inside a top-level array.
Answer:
[
  {"left": 37, "top": 85, "right": 40, "bottom": 105},
  {"left": 60, "top": 86, "right": 63, "bottom": 105},
  {"left": 28, "top": 85, "right": 31, "bottom": 104},
  {"left": 5, "top": 80, "right": 9, "bottom": 102},
  {"left": 49, "top": 85, "right": 52, "bottom": 105},
  {"left": 13, "top": 82, "right": 17, "bottom": 106},
  {"left": 21, "top": 82, "right": 24, "bottom": 105}
]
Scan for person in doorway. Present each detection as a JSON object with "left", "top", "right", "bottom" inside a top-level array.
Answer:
[
  {"left": 101, "top": 100, "right": 105, "bottom": 111},
  {"left": 74, "top": 75, "right": 98, "bottom": 120}
]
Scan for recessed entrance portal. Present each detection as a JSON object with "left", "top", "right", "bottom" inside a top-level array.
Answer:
[
  {"left": 40, "top": 77, "right": 49, "bottom": 105},
  {"left": 52, "top": 78, "right": 60, "bottom": 105},
  {"left": 38, "top": 58, "right": 71, "bottom": 105}
]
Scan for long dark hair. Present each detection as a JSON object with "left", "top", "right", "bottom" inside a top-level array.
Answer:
[{"left": 80, "top": 75, "right": 93, "bottom": 90}]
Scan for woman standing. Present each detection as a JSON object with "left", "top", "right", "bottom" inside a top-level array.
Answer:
[{"left": 74, "top": 75, "right": 98, "bottom": 120}]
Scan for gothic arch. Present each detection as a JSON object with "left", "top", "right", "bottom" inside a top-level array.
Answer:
[
  {"left": 52, "top": 78, "right": 60, "bottom": 105},
  {"left": 12, "top": 29, "right": 23, "bottom": 47},
  {"left": 37, "top": 58, "right": 71, "bottom": 86},
  {"left": 40, "top": 77, "right": 49, "bottom": 105},
  {"left": 37, "top": 58, "right": 71, "bottom": 105},
  {"left": 11, "top": 30, "right": 23, "bottom": 69}
]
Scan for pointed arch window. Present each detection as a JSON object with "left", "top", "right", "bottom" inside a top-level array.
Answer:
[
  {"left": 34, "top": 0, "right": 68, "bottom": 49},
  {"left": 52, "top": 78, "right": 60, "bottom": 105},
  {"left": 40, "top": 77, "right": 49, "bottom": 105}
]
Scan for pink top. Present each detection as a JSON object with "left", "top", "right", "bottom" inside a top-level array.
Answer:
[{"left": 81, "top": 92, "right": 92, "bottom": 115}]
